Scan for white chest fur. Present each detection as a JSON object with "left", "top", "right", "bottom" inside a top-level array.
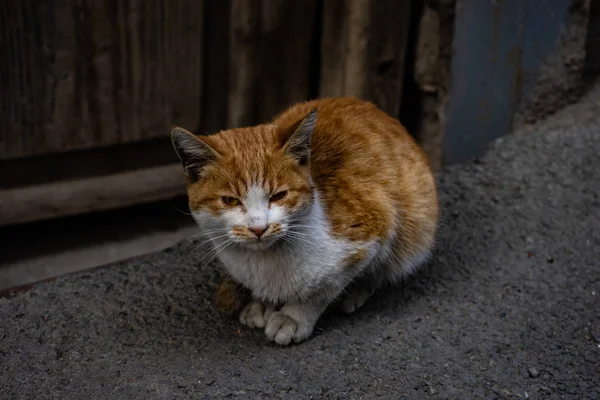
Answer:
[{"left": 216, "top": 199, "right": 368, "bottom": 304}]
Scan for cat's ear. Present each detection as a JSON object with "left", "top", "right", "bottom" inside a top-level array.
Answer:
[
  {"left": 282, "top": 108, "right": 317, "bottom": 166},
  {"left": 170, "top": 126, "right": 218, "bottom": 181}
]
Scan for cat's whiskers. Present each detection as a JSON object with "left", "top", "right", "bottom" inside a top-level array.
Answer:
[
  {"left": 286, "top": 224, "right": 315, "bottom": 237},
  {"left": 188, "top": 228, "right": 226, "bottom": 242},
  {"left": 195, "top": 237, "right": 234, "bottom": 267},
  {"left": 198, "top": 227, "right": 229, "bottom": 235},
  {"left": 202, "top": 240, "right": 236, "bottom": 272},
  {"left": 285, "top": 228, "right": 313, "bottom": 238},
  {"left": 190, "top": 233, "right": 232, "bottom": 254},
  {"left": 173, "top": 207, "right": 193, "bottom": 216},
  {"left": 287, "top": 216, "right": 310, "bottom": 225},
  {"left": 279, "top": 235, "right": 307, "bottom": 253},
  {"left": 195, "top": 238, "right": 239, "bottom": 277},
  {"left": 286, "top": 220, "right": 315, "bottom": 232},
  {"left": 283, "top": 231, "right": 317, "bottom": 247},
  {"left": 190, "top": 226, "right": 231, "bottom": 240}
]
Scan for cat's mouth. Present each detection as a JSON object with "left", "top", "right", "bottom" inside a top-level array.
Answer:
[
  {"left": 235, "top": 230, "right": 287, "bottom": 251},
  {"left": 240, "top": 237, "right": 279, "bottom": 251},
  {"left": 230, "top": 223, "right": 287, "bottom": 250}
]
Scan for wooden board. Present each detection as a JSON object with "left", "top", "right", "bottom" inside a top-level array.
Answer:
[
  {"left": 0, "top": 164, "right": 186, "bottom": 227},
  {"left": 0, "top": 0, "right": 203, "bottom": 159},
  {"left": 320, "top": 0, "right": 412, "bottom": 117},
  {"left": 200, "top": 0, "right": 232, "bottom": 135},
  {"left": 0, "top": 137, "right": 177, "bottom": 190},
  {"left": 227, "top": 0, "right": 319, "bottom": 128}
]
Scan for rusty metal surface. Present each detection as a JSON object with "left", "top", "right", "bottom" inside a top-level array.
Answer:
[{"left": 443, "top": 0, "right": 571, "bottom": 164}]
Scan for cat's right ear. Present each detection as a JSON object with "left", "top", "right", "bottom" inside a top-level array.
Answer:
[
  {"left": 170, "top": 126, "right": 217, "bottom": 182},
  {"left": 282, "top": 108, "right": 317, "bottom": 166}
]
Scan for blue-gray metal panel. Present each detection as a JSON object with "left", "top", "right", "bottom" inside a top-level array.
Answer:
[
  {"left": 443, "top": 0, "right": 571, "bottom": 164},
  {"left": 584, "top": 0, "right": 600, "bottom": 78}
]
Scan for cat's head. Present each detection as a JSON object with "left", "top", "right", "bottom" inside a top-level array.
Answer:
[{"left": 171, "top": 109, "right": 317, "bottom": 250}]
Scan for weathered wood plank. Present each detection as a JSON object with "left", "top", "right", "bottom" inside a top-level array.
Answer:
[
  {"left": 228, "top": 0, "right": 318, "bottom": 128},
  {"left": 0, "top": 137, "right": 177, "bottom": 190},
  {"left": 412, "top": 0, "right": 456, "bottom": 172},
  {"left": 0, "top": 164, "right": 186, "bottom": 227},
  {"left": 258, "top": 0, "right": 319, "bottom": 122},
  {"left": 0, "top": 0, "right": 203, "bottom": 159},
  {"left": 320, "top": 0, "right": 412, "bottom": 117},
  {"left": 200, "top": 0, "right": 232, "bottom": 135},
  {"left": 228, "top": 0, "right": 261, "bottom": 128}
]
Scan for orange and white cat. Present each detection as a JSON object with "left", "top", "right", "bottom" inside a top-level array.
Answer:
[{"left": 171, "top": 97, "right": 438, "bottom": 345}]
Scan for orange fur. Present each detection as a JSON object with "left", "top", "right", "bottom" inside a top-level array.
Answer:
[
  {"left": 176, "top": 97, "right": 438, "bottom": 313},
  {"left": 273, "top": 98, "right": 439, "bottom": 261},
  {"left": 215, "top": 272, "right": 251, "bottom": 315},
  {"left": 190, "top": 97, "right": 437, "bottom": 258}
]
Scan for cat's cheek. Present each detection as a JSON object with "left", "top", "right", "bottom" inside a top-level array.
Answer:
[
  {"left": 221, "top": 208, "right": 247, "bottom": 230},
  {"left": 191, "top": 210, "right": 214, "bottom": 228},
  {"left": 192, "top": 208, "right": 243, "bottom": 236},
  {"left": 268, "top": 204, "right": 288, "bottom": 226}
]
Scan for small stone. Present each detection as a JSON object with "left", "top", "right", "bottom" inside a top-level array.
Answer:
[{"left": 528, "top": 367, "right": 539, "bottom": 378}]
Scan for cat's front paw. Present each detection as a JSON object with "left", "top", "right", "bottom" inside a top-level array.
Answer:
[
  {"left": 264, "top": 305, "right": 318, "bottom": 345},
  {"left": 239, "top": 300, "right": 274, "bottom": 329}
]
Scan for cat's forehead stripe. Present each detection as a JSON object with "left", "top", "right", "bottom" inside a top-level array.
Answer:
[{"left": 245, "top": 185, "right": 267, "bottom": 202}]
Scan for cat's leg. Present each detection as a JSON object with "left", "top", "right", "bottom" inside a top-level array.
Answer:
[
  {"left": 262, "top": 271, "right": 373, "bottom": 343},
  {"left": 340, "top": 243, "right": 434, "bottom": 315},
  {"left": 264, "top": 269, "right": 366, "bottom": 344},
  {"left": 216, "top": 272, "right": 274, "bottom": 329},
  {"left": 215, "top": 271, "right": 251, "bottom": 315},
  {"left": 264, "top": 300, "right": 329, "bottom": 345},
  {"left": 338, "top": 251, "right": 383, "bottom": 314},
  {"left": 263, "top": 243, "right": 382, "bottom": 345},
  {"left": 338, "top": 242, "right": 433, "bottom": 314},
  {"left": 239, "top": 300, "right": 275, "bottom": 329},
  {"left": 339, "top": 276, "right": 376, "bottom": 314}
]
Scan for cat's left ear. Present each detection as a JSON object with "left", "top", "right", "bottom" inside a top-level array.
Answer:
[
  {"left": 282, "top": 108, "right": 317, "bottom": 166},
  {"left": 170, "top": 126, "right": 218, "bottom": 181}
]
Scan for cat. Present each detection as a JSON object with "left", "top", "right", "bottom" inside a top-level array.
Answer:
[{"left": 171, "top": 97, "right": 438, "bottom": 345}]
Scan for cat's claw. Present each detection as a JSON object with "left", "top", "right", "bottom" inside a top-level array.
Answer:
[{"left": 239, "top": 300, "right": 273, "bottom": 329}]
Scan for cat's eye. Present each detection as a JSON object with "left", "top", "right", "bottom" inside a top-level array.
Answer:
[
  {"left": 269, "top": 191, "right": 287, "bottom": 202},
  {"left": 222, "top": 196, "right": 241, "bottom": 207}
]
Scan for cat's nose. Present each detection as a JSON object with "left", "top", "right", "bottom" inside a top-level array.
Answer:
[{"left": 248, "top": 224, "right": 269, "bottom": 237}]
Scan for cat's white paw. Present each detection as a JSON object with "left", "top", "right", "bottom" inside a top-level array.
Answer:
[
  {"left": 264, "top": 305, "right": 317, "bottom": 345},
  {"left": 340, "top": 287, "right": 374, "bottom": 314},
  {"left": 239, "top": 300, "right": 273, "bottom": 329}
]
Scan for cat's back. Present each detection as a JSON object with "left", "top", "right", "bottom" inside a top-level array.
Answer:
[
  {"left": 274, "top": 97, "right": 425, "bottom": 168},
  {"left": 274, "top": 97, "right": 438, "bottom": 246}
]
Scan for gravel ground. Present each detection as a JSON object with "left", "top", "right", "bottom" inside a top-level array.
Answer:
[{"left": 1, "top": 89, "right": 599, "bottom": 399}]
